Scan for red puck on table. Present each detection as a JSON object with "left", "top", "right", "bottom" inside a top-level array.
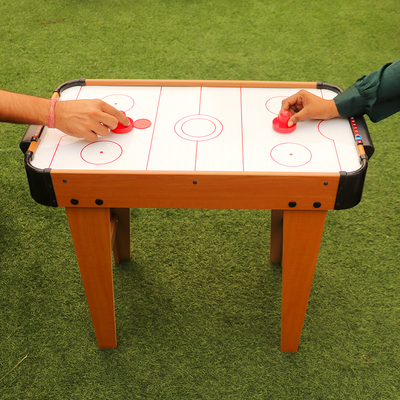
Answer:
[
  {"left": 111, "top": 111, "right": 135, "bottom": 134},
  {"left": 272, "top": 110, "right": 296, "bottom": 133},
  {"left": 133, "top": 119, "right": 152, "bottom": 129}
]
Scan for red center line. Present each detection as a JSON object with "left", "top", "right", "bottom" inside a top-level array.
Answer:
[
  {"left": 194, "top": 141, "right": 199, "bottom": 171},
  {"left": 199, "top": 86, "right": 203, "bottom": 115},
  {"left": 194, "top": 87, "right": 203, "bottom": 171},
  {"left": 146, "top": 87, "right": 163, "bottom": 170}
]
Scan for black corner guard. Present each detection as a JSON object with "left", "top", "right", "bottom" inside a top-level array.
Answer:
[
  {"left": 20, "top": 125, "right": 42, "bottom": 154},
  {"left": 54, "top": 78, "right": 86, "bottom": 95},
  {"left": 24, "top": 152, "right": 57, "bottom": 207},
  {"left": 334, "top": 156, "right": 368, "bottom": 210},
  {"left": 317, "top": 82, "right": 343, "bottom": 94}
]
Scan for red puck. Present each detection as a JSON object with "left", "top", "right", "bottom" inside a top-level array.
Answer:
[
  {"left": 272, "top": 110, "right": 296, "bottom": 133},
  {"left": 112, "top": 111, "right": 135, "bottom": 134},
  {"left": 134, "top": 119, "right": 152, "bottom": 129}
]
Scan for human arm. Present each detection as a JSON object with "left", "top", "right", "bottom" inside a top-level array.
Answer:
[
  {"left": 334, "top": 59, "right": 400, "bottom": 122},
  {"left": 280, "top": 59, "right": 400, "bottom": 126},
  {"left": 0, "top": 90, "right": 130, "bottom": 141}
]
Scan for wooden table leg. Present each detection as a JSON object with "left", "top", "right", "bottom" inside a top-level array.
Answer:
[
  {"left": 270, "top": 210, "right": 284, "bottom": 264},
  {"left": 66, "top": 207, "right": 117, "bottom": 348},
  {"left": 280, "top": 210, "right": 327, "bottom": 352},
  {"left": 111, "top": 208, "right": 131, "bottom": 264}
]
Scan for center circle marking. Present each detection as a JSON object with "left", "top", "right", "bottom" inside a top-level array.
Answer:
[
  {"left": 182, "top": 118, "right": 216, "bottom": 138},
  {"left": 175, "top": 115, "right": 223, "bottom": 142}
]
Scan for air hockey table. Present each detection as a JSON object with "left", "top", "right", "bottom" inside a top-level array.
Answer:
[{"left": 20, "top": 79, "right": 374, "bottom": 352}]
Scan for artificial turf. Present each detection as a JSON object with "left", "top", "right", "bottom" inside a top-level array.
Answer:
[{"left": 1, "top": 0, "right": 400, "bottom": 398}]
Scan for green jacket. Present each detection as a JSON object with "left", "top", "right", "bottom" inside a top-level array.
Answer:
[{"left": 334, "top": 58, "right": 400, "bottom": 122}]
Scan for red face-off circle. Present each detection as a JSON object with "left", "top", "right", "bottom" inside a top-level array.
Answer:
[
  {"left": 80, "top": 141, "right": 123, "bottom": 165},
  {"left": 101, "top": 94, "right": 135, "bottom": 112},
  {"left": 270, "top": 143, "right": 312, "bottom": 167}
]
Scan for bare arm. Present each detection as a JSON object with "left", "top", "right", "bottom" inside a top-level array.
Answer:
[
  {"left": 0, "top": 90, "right": 50, "bottom": 125},
  {"left": 0, "top": 90, "right": 130, "bottom": 141}
]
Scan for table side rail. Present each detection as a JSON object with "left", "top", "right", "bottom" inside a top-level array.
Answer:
[
  {"left": 85, "top": 79, "right": 319, "bottom": 89},
  {"left": 51, "top": 170, "right": 340, "bottom": 211}
]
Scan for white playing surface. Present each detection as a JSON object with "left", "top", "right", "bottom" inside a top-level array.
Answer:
[{"left": 31, "top": 85, "right": 362, "bottom": 173}]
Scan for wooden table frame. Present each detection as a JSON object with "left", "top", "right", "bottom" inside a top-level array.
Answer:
[{"left": 21, "top": 79, "right": 373, "bottom": 352}]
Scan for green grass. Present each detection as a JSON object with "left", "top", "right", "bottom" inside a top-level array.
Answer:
[{"left": 1, "top": 0, "right": 400, "bottom": 398}]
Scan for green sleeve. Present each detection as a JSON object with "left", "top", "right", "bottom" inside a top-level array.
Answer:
[{"left": 334, "top": 59, "right": 400, "bottom": 122}]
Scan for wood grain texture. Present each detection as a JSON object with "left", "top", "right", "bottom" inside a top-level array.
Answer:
[
  {"left": 66, "top": 207, "right": 117, "bottom": 348},
  {"left": 280, "top": 210, "right": 327, "bottom": 352},
  {"left": 52, "top": 170, "right": 340, "bottom": 211}
]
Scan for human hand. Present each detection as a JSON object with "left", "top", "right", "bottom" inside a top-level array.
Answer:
[
  {"left": 280, "top": 90, "right": 340, "bottom": 127},
  {"left": 54, "top": 99, "right": 130, "bottom": 141}
]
